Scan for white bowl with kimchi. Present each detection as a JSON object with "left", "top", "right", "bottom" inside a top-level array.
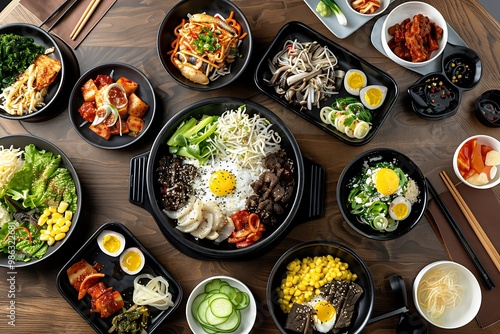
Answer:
[
  {"left": 413, "top": 261, "right": 481, "bottom": 329},
  {"left": 345, "top": 0, "right": 390, "bottom": 18},
  {"left": 381, "top": 1, "right": 448, "bottom": 68},
  {"left": 156, "top": 0, "right": 253, "bottom": 91}
]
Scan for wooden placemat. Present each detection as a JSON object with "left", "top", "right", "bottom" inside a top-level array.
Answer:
[
  {"left": 20, "top": 0, "right": 116, "bottom": 49},
  {"left": 425, "top": 182, "right": 500, "bottom": 328}
]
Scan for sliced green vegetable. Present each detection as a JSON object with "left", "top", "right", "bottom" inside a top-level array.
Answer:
[{"left": 320, "top": 0, "right": 347, "bottom": 26}]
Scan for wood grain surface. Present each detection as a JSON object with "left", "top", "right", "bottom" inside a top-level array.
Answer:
[{"left": 0, "top": 0, "right": 499, "bottom": 333}]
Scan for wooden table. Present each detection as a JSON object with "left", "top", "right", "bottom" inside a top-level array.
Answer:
[{"left": 1, "top": 0, "right": 499, "bottom": 333}]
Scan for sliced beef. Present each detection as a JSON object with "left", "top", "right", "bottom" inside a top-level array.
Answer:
[{"left": 285, "top": 303, "right": 313, "bottom": 334}]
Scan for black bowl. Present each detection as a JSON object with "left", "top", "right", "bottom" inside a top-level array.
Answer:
[
  {"left": 157, "top": 0, "right": 253, "bottom": 91},
  {"left": 56, "top": 222, "right": 183, "bottom": 334},
  {"left": 442, "top": 44, "right": 482, "bottom": 91},
  {"left": 0, "top": 134, "right": 82, "bottom": 268},
  {"left": 254, "top": 21, "right": 399, "bottom": 146},
  {"left": 267, "top": 240, "right": 374, "bottom": 334},
  {"left": 475, "top": 90, "right": 500, "bottom": 127},
  {"left": 68, "top": 62, "right": 156, "bottom": 149},
  {"left": 129, "top": 97, "right": 307, "bottom": 259},
  {"left": 407, "top": 72, "right": 462, "bottom": 120},
  {"left": 337, "top": 148, "right": 427, "bottom": 240},
  {"left": 0, "top": 23, "right": 77, "bottom": 122}
]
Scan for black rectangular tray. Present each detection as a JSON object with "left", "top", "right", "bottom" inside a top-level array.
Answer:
[
  {"left": 254, "top": 21, "right": 399, "bottom": 146},
  {"left": 56, "top": 222, "right": 183, "bottom": 334}
]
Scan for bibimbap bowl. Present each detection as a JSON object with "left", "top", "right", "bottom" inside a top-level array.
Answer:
[
  {"left": 267, "top": 240, "right": 374, "bottom": 333},
  {"left": 129, "top": 97, "right": 309, "bottom": 259},
  {"left": 337, "top": 148, "right": 427, "bottom": 240}
]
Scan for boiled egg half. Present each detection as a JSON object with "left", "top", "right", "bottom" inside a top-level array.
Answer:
[
  {"left": 97, "top": 230, "right": 126, "bottom": 257},
  {"left": 389, "top": 196, "right": 412, "bottom": 221},
  {"left": 344, "top": 69, "right": 367, "bottom": 95},
  {"left": 360, "top": 85, "right": 388, "bottom": 110},
  {"left": 119, "top": 247, "right": 145, "bottom": 275}
]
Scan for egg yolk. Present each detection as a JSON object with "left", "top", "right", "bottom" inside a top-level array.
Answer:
[
  {"left": 392, "top": 202, "right": 409, "bottom": 220},
  {"left": 374, "top": 168, "right": 400, "bottom": 196},
  {"left": 121, "top": 251, "right": 142, "bottom": 272},
  {"left": 209, "top": 170, "right": 236, "bottom": 196},
  {"left": 314, "top": 301, "right": 336, "bottom": 323},
  {"left": 347, "top": 72, "right": 365, "bottom": 90},
  {"left": 102, "top": 235, "right": 121, "bottom": 254},
  {"left": 363, "top": 87, "right": 383, "bottom": 107}
]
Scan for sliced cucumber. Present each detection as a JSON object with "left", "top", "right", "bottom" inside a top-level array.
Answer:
[{"left": 191, "top": 278, "right": 251, "bottom": 333}]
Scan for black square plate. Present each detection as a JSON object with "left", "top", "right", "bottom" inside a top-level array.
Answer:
[
  {"left": 254, "top": 21, "right": 399, "bottom": 146},
  {"left": 56, "top": 222, "right": 182, "bottom": 333}
]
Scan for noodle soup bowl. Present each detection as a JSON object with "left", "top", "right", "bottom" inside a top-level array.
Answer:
[
  {"left": 157, "top": 0, "right": 253, "bottom": 91},
  {"left": 381, "top": 2, "right": 448, "bottom": 68},
  {"left": 413, "top": 260, "right": 481, "bottom": 329}
]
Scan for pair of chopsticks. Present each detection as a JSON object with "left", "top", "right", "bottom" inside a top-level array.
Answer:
[
  {"left": 440, "top": 171, "right": 500, "bottom": 271},
  {"left": 70, "top": 0, "right": 102, "bottom": 41},
  {"left": 40, "top": 0, "right": 80, "bottom": 31},
  {"left": 426, "top": 177, "right": 495, "bottom": 290}
]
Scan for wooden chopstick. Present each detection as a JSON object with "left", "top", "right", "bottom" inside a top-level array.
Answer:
[
  {"left": 70, "top": 0, "right": 101, "bottom": 41},
  {"left": 426, "top": 177, "right": 495, "bottom": 290},
  {"left": 40, "top": 0, "right": 73, "bottom": 27},
  {"left": 440, "top": 171, "right": 500, "bottom": 272}
]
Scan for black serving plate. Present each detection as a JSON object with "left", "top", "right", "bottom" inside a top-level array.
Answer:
[
  {"left": 0, "top": 23, "right": 78, "bottom": 122},
  {"left": 336, "top": 148, "right": 428, "bottom": 240},
  {"left": 254, "top": 21, "right": 399, "bottom": 146},
  {"left": 68, "top": 62, "right": 157, "bottom": 150},
  {"left": 0, "top": 134, "right": 82, "bottom": 268},
  {"left": 56, "top": 222, "right": 183, "bottom": 334},
  {"left": 475, "top": 90, "right": 500, "bottom": 127}
]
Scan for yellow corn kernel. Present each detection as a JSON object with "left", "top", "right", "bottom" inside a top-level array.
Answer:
[
  {"left": 54, "top": 232, "right": 66, "bottom": 241},
  {"left": 64, "top": 211, "right": 73, "bottom": 221},
  {"left": 39, "top": 234, "right": 50, "bottom": 241},
  {"left": 57, "top": 201, "right": 69, "bottom": 213},
  {"left": 47, "top": 236, "right": 55, "bottom": 246},
  {"left": 60, "top": 225, "right": 69, "bottom": 233},
  {"left": 65, "top": 221, "right": 72, "bottom": 228},
  {"left": 49, "top": 206, "right": 57, "bottom": 213},
  {"left": 51, "top": 228, "right": 60, "bottom": 236},
  {"left": 38, "top": 215, "right": 48, "bottom": 226},
  {"left": 56, "top": 218, "right": 66, "bottom": 227}
]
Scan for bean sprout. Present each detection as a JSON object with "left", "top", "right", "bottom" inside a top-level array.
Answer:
[{"left": 210, "top": 105, "right": 281, "bottom": 170}]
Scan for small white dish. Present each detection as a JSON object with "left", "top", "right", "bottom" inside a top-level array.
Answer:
[
  {"left": 303, "top": 0, "right": 395, "bottom": 39},
  {"left": 186, "top": 275, "right": 257, "bottom": 334},
  {"left": 345, "top": 0, "right": 390, "bottom": 18},
  {"left": 413, "top": 261, "right": 481, "bottom": 329}
]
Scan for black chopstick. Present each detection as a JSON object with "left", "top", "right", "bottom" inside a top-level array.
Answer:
[
  {"left": 426, "top": 178, "right": 495, "bottom": 290},
  {"left": 40, "top": 0, "right": 73, "bottom": 27},
  {"left": 47, "top": 0, "right": 81, "bottom": 32}
]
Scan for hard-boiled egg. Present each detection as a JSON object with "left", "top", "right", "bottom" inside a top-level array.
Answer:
[
  {"left": 119, "top": 247, "right": 145, "bottom": 275},
  {"left": 389, "top": 196, "right": 412, "bottom": 221},
  {"left": 344, "top": 69, "right": 367, "bottom": 96},
  {"left": 360, "top": 85, "right": 388, "bottom": 110},
  {"left": 97, "top": 230, "right": 126, "bottom": 257}
]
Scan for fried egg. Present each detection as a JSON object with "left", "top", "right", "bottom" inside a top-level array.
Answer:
[
  {"left": 344, "top": 69, "right": 367, "bottom": 96},
  {"left": 360, "top": 85, "right": 387, "bottom": 110},
  {"left": 191, "top": 157, "right": 263, "bottom": 216},
  {"left": 97, "top": 230, "right": 125, "bottom": 257},
  {"left": 307, "top": 296, "right": 337, "bottom": 333},
  {"left": 372, "top": 167, "right": 400, "bottom": 196},
  {"left": 389, "top": 196, "right": 412, "bottom": 220}
]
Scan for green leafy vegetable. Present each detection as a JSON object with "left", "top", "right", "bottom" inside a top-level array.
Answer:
[
  {"left": 0, "top": 33, "right": 46, "bottom": 89},
  {"left": 316, "top": 1, "right": 332, "bottom": 17}
]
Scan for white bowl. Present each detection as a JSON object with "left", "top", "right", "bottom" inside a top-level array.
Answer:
[
  {"left": 381, "top": 1, "right": 448, "bottom": 68},
  {"left": 186, "top": 275, "right": 257, "bottom": 334},
  {"left": 345, "top": 0, "right": 390, "bottom": 17},
  {"left": 413, "top": 261, "right": 481, "bottom": 329},
  {"left": 453, "top": 135, "right": 500, "bottom": 189}
]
